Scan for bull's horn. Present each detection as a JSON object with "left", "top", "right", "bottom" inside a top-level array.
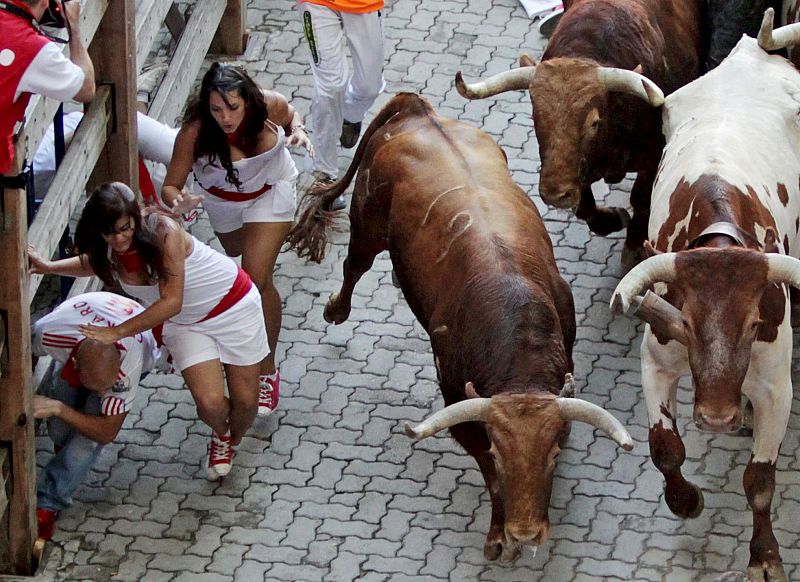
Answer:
[
  {"left": 766, "top": 253, "right": 800, "bottom": 289},
  {"left": 404, "top": 398, "right": 492, "bottom": 440},
  {"left": 758, "top": 7, "right": 800, "bottom": 51},
  {"left": 596, "top": 67, "right": 665, "bottom": 107},
  {"left": 610, "top": 253, "right": 677, "bottom": 314},
  {"left": 455, "top": 67, "right": 536, "bottom": 100},
  {"left": 630, "top": 290, "right": 688, "bottom": 345},
  {"left": 557, "top": 398, "right": 634, "bottom": 451}
]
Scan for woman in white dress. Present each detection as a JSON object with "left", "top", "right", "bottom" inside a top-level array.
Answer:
[
  {"left": 162, "top": 62, "right": 313, "bottom": 417},
  {"left": 29, "top": 182, "right": 267, "bottom": 481}
]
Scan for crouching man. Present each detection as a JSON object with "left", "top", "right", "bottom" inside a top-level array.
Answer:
[{"left": 32, "top": 291, "right": 170, "bottom": 540}]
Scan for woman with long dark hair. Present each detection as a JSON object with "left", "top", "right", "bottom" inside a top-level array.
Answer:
[
  {"left": 162, "top": 62, "right": 313, "bottom": 418},
  {"left": 29, "top": 182, "right": 268, "bottom": 481}
]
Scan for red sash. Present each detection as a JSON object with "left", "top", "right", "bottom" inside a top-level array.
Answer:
[
  {"left": 198, "top": 266, "right": 253, "bottom": 322},
  {"left": 204, "top": 183, "right": 271, "bottom": 202},
  {"left": 145, "top": 267, "right": 253, "bottom": 347},
  {"left": 138, "top": 157, "right": 158, "bottom": 206}
]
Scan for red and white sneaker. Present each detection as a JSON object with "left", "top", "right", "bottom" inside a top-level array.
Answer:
[
  {"left": 258, "top": 371, "right": 280, "bottom": 417},
  {"left": 204, "top": 432, "right": 234, "bottom": 480},
  {"left": 36, "top": 508, "right": 59, "bottom": 541}
]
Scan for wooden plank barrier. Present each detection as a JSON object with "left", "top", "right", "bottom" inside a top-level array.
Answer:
[{"left": 0, "top": 0, "right": 245, "bottom": 574}]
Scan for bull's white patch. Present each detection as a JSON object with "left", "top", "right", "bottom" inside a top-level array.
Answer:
[
  {"left": 650, "top": 36, "right": 800, "bottom": 256},
  {"left": 0, "top": 49, "right": 15, "bottom": 67}
]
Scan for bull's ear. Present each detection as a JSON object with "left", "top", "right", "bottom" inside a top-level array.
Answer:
[
  {"left": 633, "top": 63, "right": 644, "bottom": 74},
  {"left": 520, "top": 53, "right": 537, "bottom": 67},
  {"left": 644, "top": 240, "right": 661, "bottom": 258},
  {"left": 465, "top": 382, "right": 480, "bottom": 399}
]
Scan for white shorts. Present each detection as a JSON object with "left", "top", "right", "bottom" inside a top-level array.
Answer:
[
  {"left": 202, "top": 180, "right": 296, "bottom": 234},
  {"left": 162, "top": 287, "right": 269, "bottom": 371}
]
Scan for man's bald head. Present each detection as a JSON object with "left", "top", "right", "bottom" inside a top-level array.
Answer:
[{"left": 75, "top": 340, "right": 121, "bottom": 392}]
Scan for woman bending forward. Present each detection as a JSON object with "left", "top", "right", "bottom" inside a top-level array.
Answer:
[
  {"left": 163, "top": 62, "right": 313, "bottom": 417},
  {"left": 29, "top": 183, "right": 267, "bottom": 481}
]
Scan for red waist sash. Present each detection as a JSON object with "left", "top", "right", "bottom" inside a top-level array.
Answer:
[
  {"left": 152, "top": 267, "right": 253, "bottom": 345},
  {"left": 198, "top": 266, "right": 253, "bottom": 322},
  {"left": 204, "top": 183, "right": 271, "bottom": 202}
]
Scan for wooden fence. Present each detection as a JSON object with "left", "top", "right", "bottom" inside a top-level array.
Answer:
[{"left": 0, "top": 0, "right": 245, "bottom": 574}]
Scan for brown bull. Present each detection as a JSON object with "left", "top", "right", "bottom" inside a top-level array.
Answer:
[
  {"left": 287, "top": 93, "right": 632, "bottom": 561},
  {"left": 455, "top": 0, "right": 702, "bottom": 267}
]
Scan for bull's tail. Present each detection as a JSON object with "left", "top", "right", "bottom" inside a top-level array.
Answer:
[{"left": 286, "top": 93, "right": 431, "bottom": 263}]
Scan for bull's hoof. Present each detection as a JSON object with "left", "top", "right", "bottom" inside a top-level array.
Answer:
[
  {"left": 500, "top": 542, "right": 522, "bottom": 562},
  {"left": 483, "top": 539, "right": 502, "bottom": 561},
  {"left": 323, "top": 293, "right": 350, "bottom": 324},
  {"left": 747, "top": 560, "right": 787, "bottom": 582},
  {"left": 620, "top": 244, "right": 646, "bottom": 271},
  {"left": 585, "top": 207, "right": 631, "bottom": 236},
  {"left": 665, "top": 481, "right": 704, "bottom": 519}
]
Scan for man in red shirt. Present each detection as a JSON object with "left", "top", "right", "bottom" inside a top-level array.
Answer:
[{"left": 0, "top": 0, "right": 95, "bottom": 178}]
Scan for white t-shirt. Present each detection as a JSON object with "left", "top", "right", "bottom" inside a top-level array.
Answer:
[
  {"left": 31, "top": 292, "right": 169, "bottom": 416},
  {"left": 15, "top": 42, "right": 84, "bottom": 102}
]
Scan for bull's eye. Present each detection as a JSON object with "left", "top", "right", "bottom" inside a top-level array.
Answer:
[
  {"left": 751, "top": 320, "right": 763, "bottom": 332},
  {"left": 591, "top": 118, "right": 600, "bottom": 129}
]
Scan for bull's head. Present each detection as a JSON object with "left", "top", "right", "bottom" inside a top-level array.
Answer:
[
  {"left": 455, "top": 58, "right": 664, "bottom": 209},
  {"left": 611, "top": 249, "right": 800, "bottom": 432},
  {"left": 405, "top": 382, "right": 632, "bottom": 560}
]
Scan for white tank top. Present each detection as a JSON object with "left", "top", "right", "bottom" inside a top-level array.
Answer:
[
  {"left": 119, "top": 236, "right": 238, "bottom": 325},
  {"left": 193, "top": 120, "right": 298, "bottom": 213}
]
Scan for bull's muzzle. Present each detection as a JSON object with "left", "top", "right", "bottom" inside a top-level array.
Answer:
[
  {"left": 539, "top": 185, "right": 579, "bottom": 210},
  {"left": 505, "top": 521, "right": 549, "bottom": 548},
  {"left": 693, "top": 405, "right": 742, "bottom": 433}
]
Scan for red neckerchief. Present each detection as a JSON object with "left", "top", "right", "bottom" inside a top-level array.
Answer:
[{"left": 113, "top": 248, "right": 145, "bottom": 273}]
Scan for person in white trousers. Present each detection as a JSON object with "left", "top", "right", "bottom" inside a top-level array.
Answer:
[{"left": 296, "top": 0, "right": 386, "bottom": 209}]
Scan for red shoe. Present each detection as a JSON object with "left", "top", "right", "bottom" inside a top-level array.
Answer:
[
  {"left": 258, "top": 371, "right": 280, "bottom": 417},
  {"left": 204, "top": 432, "right": 234, "bottom": 480},
  {"left": 36, "top": 508, "right": 59, "bottom": 541}
]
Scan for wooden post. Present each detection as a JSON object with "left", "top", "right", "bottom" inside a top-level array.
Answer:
[
  {"left": 88, "top": 0, "right": 137, "bottom": 191},
  {"left": 211, "top": 0, "right": 246, "bottom": 55},
  {"left": 0, "top": 150, "right": 36, "bottom": 576}
]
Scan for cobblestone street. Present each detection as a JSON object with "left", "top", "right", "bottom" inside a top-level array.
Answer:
[{"left": 36, "top": 0, "right": 800, "bottom": 580}]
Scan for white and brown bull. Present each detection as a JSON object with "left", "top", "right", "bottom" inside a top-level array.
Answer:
[
  {"left": 610, "top": 13, "right": 800, "bottom": 582},
  {"left": 455, "top": 0, "right": 702, "bottom": 267},
  {"left": 287, "top": 93, "right": 633, "bottom": 561}
]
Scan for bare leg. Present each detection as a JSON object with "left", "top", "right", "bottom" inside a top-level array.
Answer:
[
  {"left": 218, "top": 223, "right": 292, "bottom": 376},
  {"left": 180, "top": 359, "right": 229, "bottom": 436},
  {"left": 241, "top": 221, "right": 292, "bottom": 376},
  {"left": 223, "top": 362, "right": 261, "bottom": 445}
]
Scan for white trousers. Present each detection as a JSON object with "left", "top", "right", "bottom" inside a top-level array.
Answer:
[{"left": 297, "top": 3, "right": 385, "bottom": 178}]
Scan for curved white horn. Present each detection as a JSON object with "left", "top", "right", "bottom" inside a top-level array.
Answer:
[
  {"left": 766, "top": 253, "right": 800, "bottom": 289},
  {"left": 758, "top": 7, "right": 800, "bottom": 51},
  {"left": 557, "top": 398, "right": 633, "bottom": 451},
  {"left": 610, "top": 253, "right": 678, "bottom": 314},
  {"left": 596, "top": 67, "right": 665, "bottom": 106},
  {"left": 455, "top": 67, "right": 536, "bottom": 100},
  {"left": 405, "top": 398, "right": 492, "bottom": 440}
]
